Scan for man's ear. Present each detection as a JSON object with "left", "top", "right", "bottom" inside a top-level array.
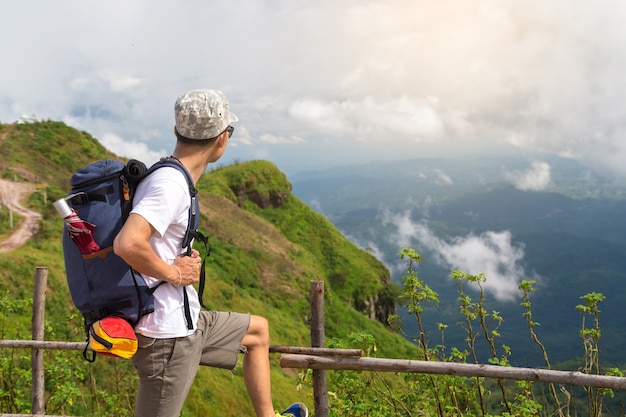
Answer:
[{"left": 216, "top": 131, "right": 229, "bottom": 148}]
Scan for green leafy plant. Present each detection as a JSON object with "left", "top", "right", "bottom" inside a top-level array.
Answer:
[
  {"left": 576, "top": 292, "right": 609, "bottom": 416},
  {"left": 322, "top": 249, "right": 626, "bottom": 416}
]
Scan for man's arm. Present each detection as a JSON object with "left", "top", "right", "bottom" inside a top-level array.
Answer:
[{"left": 113, "top": 213, "right": 201, "bottom": 286}]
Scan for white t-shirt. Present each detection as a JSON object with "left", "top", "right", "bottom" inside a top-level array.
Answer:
[{"left": 130, "top": 167, "right": 200, "bottom": 338}]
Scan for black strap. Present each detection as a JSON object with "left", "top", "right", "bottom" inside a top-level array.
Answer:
[
  {"left": 83, "top": 345, "right": 96, "bottom": 363},
  {"left": 182, "top": 287, "right": 193, "bottom": 330},
  {"left": 68, "top": 185, "right": 114, "bottom": 205},
  {"left": 84, "top": 299, "right": 134, "bottom": 325},
  {"left": 192, "top": 233, "right": 211, "bottom": 310},
  {"left": 89, "top": 325, "right": 113, "bottom": 350},
  {"left": 82, "top": 321, "right": 115, "bottom": 363},
  {"left": 198, "top": 258, "right": 207, "bottom": 310},
  {"left": 178, "top": 232, "right": 210, "bottom": 329},
  {"left": 82, "top": 328, "right": 96, "bottom": 363},
  {"left": 130, "top": 268, "right": 144, "bottom": 326},
  {"left": 146, "top": 280, "right": 166, "bottom": 295}
]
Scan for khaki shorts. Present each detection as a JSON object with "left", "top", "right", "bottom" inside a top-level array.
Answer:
[{"left": 132, "top": 311, "right": 250, "bottom": 417}]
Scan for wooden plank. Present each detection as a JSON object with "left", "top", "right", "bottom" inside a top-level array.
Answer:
[
  {"left": 280, "top": 354, "right": 626, "bottom": 390},
  {"left": 0, "top": 414, "right": 79, "bottom": 417},
  {"left": 3, "top": 342, "right": 365, "bottom": 356},
  {"left": 310, "top": 281, "right": 328, "bottom": 417},
  {"left": 269, "top": 345, "right": 362, "bottom": 357},
  {"left": 31, "top": 267, "right": 47, "bottom": 415},
  {"left": 0, "top": 340, "right": 86, "bottom": 350}
]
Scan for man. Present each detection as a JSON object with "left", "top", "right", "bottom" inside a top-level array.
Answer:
[{"left": 113, "top": 89, "right": 308, "bottom": 417}]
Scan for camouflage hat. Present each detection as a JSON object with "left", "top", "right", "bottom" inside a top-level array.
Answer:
[{"left": 174, "top": 89, "right": 238, "bottom": 140}]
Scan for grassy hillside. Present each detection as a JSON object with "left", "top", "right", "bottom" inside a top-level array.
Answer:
[{"left": 0, "top": 121, "right": 415, "bottom": 416}]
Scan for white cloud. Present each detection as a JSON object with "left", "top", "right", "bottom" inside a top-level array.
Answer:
[
  {"left": 433, "top": 169, "right": 453, "bottom": 186},
  {"left": 258, "top": 134, "right": 306, "bottom": 144},
  {"left": 308, "top": 199, "right": 324, "bottom": 214},
  {"left": 70, "top": 77, "right": 90, "bottom": 92},
  {"left": 289, "top": 95, "right": 445, "bottom": 141},
  {"left": 506, "top": 161, "right": 552, "bottom": 191},
  {"left": 97, "top": 70, "right": 143, "bottom": 92},
  {"left": 382, "top": 210, "right": 533, "bottom": 301},
  {"left": 99, "top": 133, "right": 165, "bottom": 165},
  {"left": 382, "top": 209, "right": 420, "bottom": 249},
  {"left": 343, "top": 232, "right": 386, "bottom": 265},
  {"left": 289, "top": 99, "right": 350, "bottom": 135}
]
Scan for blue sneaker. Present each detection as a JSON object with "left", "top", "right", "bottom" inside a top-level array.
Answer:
[{"left": 281, "top": 402, "right": 309, "bottom": 417}]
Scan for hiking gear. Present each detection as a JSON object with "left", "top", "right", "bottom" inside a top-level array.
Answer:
[
  {"left": 87, "top": 317, "right": 138, "bottom": 359},
  {"left": 281, "top": 402, "right": 309, "bottom": 417},
  {"left": 61, "top": 157, "right": 208, "bottom": 362},
  {"left": 54, "top": 197, "right": 100, "bottom": 255}
]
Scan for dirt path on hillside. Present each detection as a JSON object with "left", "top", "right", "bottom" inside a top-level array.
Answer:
[
  {"left": 0, "top": 124, "right": 42, "bottom": 252},
  {"left": 0, "top": 179, "right": 42, "bottom": 252}
]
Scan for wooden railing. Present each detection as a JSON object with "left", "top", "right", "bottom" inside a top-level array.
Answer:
[{"left": 3, "top": 268, "right": 626, "bottom": 417}]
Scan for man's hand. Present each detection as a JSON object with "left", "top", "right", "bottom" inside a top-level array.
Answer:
[{"left": 171, "top": 249, "right": 201, "bottom": 286}]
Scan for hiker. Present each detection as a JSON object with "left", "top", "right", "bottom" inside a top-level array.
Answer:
[{"left": 113, "top": 89, "right": 308, "bottom": 417}]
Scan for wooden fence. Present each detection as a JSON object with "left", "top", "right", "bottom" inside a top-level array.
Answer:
[{"left": 3, "top": 267, "right": 626, "bottom": 417}]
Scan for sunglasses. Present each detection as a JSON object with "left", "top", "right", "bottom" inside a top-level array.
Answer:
[{"left": 224, "top": 125, "right": 234, "bottom": 138}]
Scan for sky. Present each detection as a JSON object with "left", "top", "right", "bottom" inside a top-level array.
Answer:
[{"left": 3, "top": 0, "right": 626, "bottom": 178}]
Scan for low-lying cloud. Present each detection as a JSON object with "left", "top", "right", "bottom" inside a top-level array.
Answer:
[
  {"left": 382, "top": 209, "right": 533, "bottom": 301},
  {"left": 506, "top": 161, "right": 552, "bottom": 191}
]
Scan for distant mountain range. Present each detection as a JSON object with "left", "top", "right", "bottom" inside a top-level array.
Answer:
[{"left": 291, "top": 155, "right": 626, "bottom": 366}]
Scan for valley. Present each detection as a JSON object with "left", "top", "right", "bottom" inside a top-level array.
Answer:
[{"left": 291, "top": 155, "right": 626, "bottom": 367}]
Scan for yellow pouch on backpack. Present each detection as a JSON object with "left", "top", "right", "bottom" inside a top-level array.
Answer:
[{"left": 87, "top": 317, "right": 138, "bottom": 359}]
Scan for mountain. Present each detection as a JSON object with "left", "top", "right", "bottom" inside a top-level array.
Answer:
[
  {"left": 291, "top": 155, "right": 626, "bottom": 366},
  {"left": 0, "top": 121, "right": 414, "bottom": 416}
]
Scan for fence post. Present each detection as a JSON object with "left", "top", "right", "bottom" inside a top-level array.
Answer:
[
  {"left": 31, "top": 267, "right": 47, "bottom": 415},
  {"left": 310, "top": 281, "right": 328, "bottom": 417}
]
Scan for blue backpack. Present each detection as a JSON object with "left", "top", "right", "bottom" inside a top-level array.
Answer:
[{"left": 61, "top": 157, "right": 208, "bottom": 361}]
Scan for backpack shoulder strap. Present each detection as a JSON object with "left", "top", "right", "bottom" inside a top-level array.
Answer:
[
  {"left": 146, "top": 157, "right": 197, "bottom": 198},
  {"left": 144, "top": 157, "right": 204, "bottom": 250}
]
